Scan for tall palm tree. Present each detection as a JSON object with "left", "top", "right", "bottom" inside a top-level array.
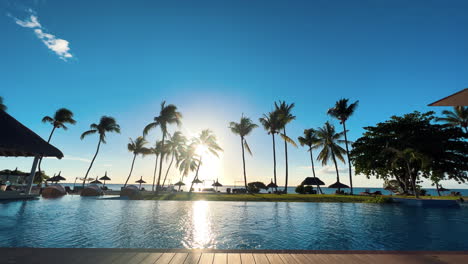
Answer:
[
  {"left": 177, "top": 143, "right": 199, "bottom": 191},
  {"left": 259, "top": 111, "right": 281, "bottom": 191},
  {"left": 298, "top": 128, "right": 322, "bottom": 193},
  {"left": 315, "top": 122, "right": 347, "bottom": 192},
  {"left": 189, "top": 129, "right": 223, "bottom": 192},
  {"left": 123, "top": 136, "right": 151, "bottom": 187},
  {"left": 143, "top": 101, "right": 182, "bottom": 193},
  {"left": 327, "top": 99, "right": 359, "bottom": 194},
  {"left": 161, "top": 131, "right": 186, "bottom": 188},
  {"left": 229, "top": 115, "right": 258, "bottom": 192},
  {"left": 149, "top": 141, "right": 163, "bottom": 192},
  {"left": 274, "top": 101, "right": 297, "bottom": 193},
  {"left": 0, "top": 96, "right": 6, "bottom": 111},
  {"left": 39, "top": 108, "right": 76, "bottom": 175},
  {"left": 436, "top": 106, "right": 468, "bottom": 133},
  {"left": 80, "top": 116, "right": 120, "bottom": 187}
]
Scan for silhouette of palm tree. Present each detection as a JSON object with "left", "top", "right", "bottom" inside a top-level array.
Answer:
[
  {"left": 229, "top": 115, "right": 258, "bottom": 192},
  {"left": 436, "top": 106, "right": 468, "bottom": 133},
  {"left": 124, "top": 136, "right": 151, "bottom": 187},
  {"left": 298, "top": 128, "right": 322, "bottom": 193},
  {"left": 80, "top": 116, "right": 120, "bottom": 187},
  {"left": 328, "top": 98, "right": 358, "bottom": 194},
  {"left": 161, "top": 131, "right": 186, "bottom": 188},
  {"left": 259, "top": 111, "right": 281, "bottom": 192}
]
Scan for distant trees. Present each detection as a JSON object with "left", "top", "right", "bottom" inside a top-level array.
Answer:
[
  {"left": 259, "top": 111, "right": 281, "bottom": 191},
  {"left": 123, "top": 136, "right": 151, "bottom": 187},
  {"left": 351, "top": 111, "right": 468, "bottom": 197},
  {"left": 298, "top": 128, "right": 322, "bottom": 193},
  {"left": 0, "top": 96, "right": 7, "bottom": 111}
]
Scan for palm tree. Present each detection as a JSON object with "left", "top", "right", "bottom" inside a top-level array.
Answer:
[
  {"left": 143, "top": 101, "right": 182, "bottom": 193},
  {"left": 161, "top": 131, "right": 186, "bottom": 188},
  {"left": 177, "top": 143, "right": 199, "bottom": 191},
  {"left": 80, "top": 116, "right": 120, "bottom": 187},
  {"left": 123, "top": 136, "right": 151, "bottom": 187},
  {"left": 229, "top": 115, "right": 258, "bottom": 192},
  {"left": 274, "top": 101, "right": 297, "bottom": 193},
  {"left": 327, "top": 98, "right": 359, "bottom": 194},
  {"left": 298, "top": 128, "right": 322, "bottom": 193},
  {"left": 38, "top": 108, "right": 76, "bottom": 175},
  {"left": 259, "top": 111, "right": 281, "bottom": 192},
  {"left": 189, "top": 129, "right": 223, "bottom": 192},
  {"left": 315, "top": 122, "right": 347, "bottom": 192},
  {"left": 0, "top": 96, "right": 6, "bottom": 111},
  {"left": 436, "top": 106, "right": 468, "bottom": 133},
  {"left": 149, "top": 141, "right": 163, "bottom": 192}
]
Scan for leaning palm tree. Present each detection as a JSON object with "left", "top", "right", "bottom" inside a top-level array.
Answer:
[
  {"left": 177, "top": 143, "right": 199, "bottom": 191},
  {"left": 327, "top": 99, "right": 358, "bottom": 194},
  {"left": 123, "top": 136, "right": 151, "bottom": 187},
  {"left": 229, "top": 115, "right": 258, "bottom": 192},
  {"left": 149, "top": 141, "right": 164, "bottom": 192},
  {"left": 298, "top": 128, "right": 322, "bottom": 193},
  {"left": 161, "top": 131, "right": 186, "bottom": 188},
  {"left": 314, "top": 122, "right": 347, "bottom": 192},
  {"left": 39, "top": 108, "right": 76, "bottom": 175},
  {"left": 259, "top": 111, "right": 281, "bottom": 191},
  {"left": 436, "top": 106, "right": 468, "bottom": 133},
  {"left": 80, "top": 116, "right": 120, "bottom": 187},
  {"left": 189, "top": 129, "right": 223, "bottom": 192},
  {"left": 0, "top": 96, "right": 6, "bottom": 111},
  {"left": 143, "top": 101, "right": 182, "bottom": 193},
  {"left": 274, "top": 101, "right": 297, "bottom": 193}
]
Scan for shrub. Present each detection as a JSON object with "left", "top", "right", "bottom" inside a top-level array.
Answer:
[
  {"left": 247, "top": 181, "right": 267, "bottom": 193},
  {"left": 295, "top": 185, "right": 305, "bottom": 194}
]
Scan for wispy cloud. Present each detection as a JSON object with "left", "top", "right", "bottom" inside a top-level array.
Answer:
[
  {"left": 62, "top": 155, "right": 91, "bottom": 163},
  {"left": 11, "top": 11, "right": 73, "bottom": 60},
  {"left": 298, "top": 165, "right": 351, "bottom": 175}
]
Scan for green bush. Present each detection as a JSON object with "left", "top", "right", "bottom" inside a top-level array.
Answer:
[
  {"left": 247, "top": 181, "right": 267, "bottom": 193},
  {"left": 295, "top": 185, "right": 305, "bottom": 194}
]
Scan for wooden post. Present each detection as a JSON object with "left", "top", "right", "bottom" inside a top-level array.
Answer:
[{"left": 26, "top": 156, "right": 40, "bottom": 195}]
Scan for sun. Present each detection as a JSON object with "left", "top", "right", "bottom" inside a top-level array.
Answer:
[
  {"left": 191, "top": 144, "right": 223, "bottom": 189},
  {"left": 196, "top": 144, "right": 208, "bottom": 156}
]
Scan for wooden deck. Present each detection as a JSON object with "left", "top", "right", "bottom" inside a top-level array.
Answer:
[{"left": 1, "top": 249, "right": 468, "bottom": 264}]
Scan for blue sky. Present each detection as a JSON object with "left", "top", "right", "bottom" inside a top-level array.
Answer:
[{"left": 1, "top": 0, "right": 467, "bottom": 188}]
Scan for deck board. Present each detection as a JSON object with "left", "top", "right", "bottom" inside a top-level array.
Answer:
[
  {"left": 140, "top": 253, "right": 163, "bottom": 264},
  {"left": 240, "top": 253, "right": 256, "bottom": 264},
  {"left": 213, "top": 253, "right": 227, "bottom": 264},
  {"left": 266, "top": 253, "right": 284, "bottom": 264},
  {"left": 183, "top": 253, "right": 201, "bottom": 264},
  {"left": 169, "top": 253, "right": 189, "bottom": 264},
  {"left": 155, "top": 253, "right": 176, "bottom": 264},
  {"left": 199, "top": 253, "right": 214, "bottom": 264},
  {"left": 253, "top": 253, "right": 270, "bottom": 264}
]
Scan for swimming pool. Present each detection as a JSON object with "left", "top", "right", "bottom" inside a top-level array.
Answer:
[{"left": 1, "top": 196, "right": 467, "bottom": 250}]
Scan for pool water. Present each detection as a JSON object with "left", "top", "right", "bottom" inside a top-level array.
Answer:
[{"left": 1, "top": 196, "right": 467, "bottom": 250}]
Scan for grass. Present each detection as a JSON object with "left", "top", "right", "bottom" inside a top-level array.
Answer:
[{"left": 141, "top": 192, "right": 394, "bottom": 203}]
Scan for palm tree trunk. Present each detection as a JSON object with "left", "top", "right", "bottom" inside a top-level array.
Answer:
[
  {"left": 123, "top": 153, "right": 137, "bottom": 187},
  {"left": 272, "top": 133, "right": 278, "bottom": 192},
  {"left": 342, "top": 122, "right": 353, "bottom": 195},
  {"left": 156, "top": 133, "right": 166, "bottom": 193},
  {"left": 309, "top": 148, "right": 321, "bottom": 194},
  {"left": 406, "top": 162, "right": 419, "bottom": 199},
  {"left": 37, "top": 126, "right": 57, "bottom": 180},
  {"left": 82, "top": 138, "right": 101, "bottom": 188},
  {"left": 241, "top": 137, "right": 248, "bottom": 192},
  {"left": 331, "top": 151, "right": 341, "bottom": 192},
  {"left": 162, "top": 154, "right": 175, "bottom": 188},
  {"left": 283, "top": 127, "right": 289, "bottom": 194},
  {"left": 189, "top": 156, "right": 203, "bottom": 193},
  {"left": 436, "top": 182, "right": 441, "bottom": 196},
  {"left": 152, "top": 154, "right": 159, "bottom": 192}
]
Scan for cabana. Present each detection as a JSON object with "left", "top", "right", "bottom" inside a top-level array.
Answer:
[
  {"left": 0, "top": 110, "right": 63, "bottom": 195},
  {"left": 212, "top": 179, "right": 222, "bottom": 192},
  {"left": 301, "top": 177, "right": 325, "bottom": 194}
]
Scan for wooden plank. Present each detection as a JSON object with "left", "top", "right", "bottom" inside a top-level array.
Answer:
[
  {"left": 155, "top": 253, "right": 176, "bottom": 264},
  {"left": 169, "top": 253, "right": 189, "bottom": 264},
  {"left": 291, "top": 254, "right": 316, "bottom": 264},
  {"left": 213, "top": 253, "right": 227, "bottom": 264},
  {"left": 113, "top": 252, "right": 138, "bottom": 264},
  {"left": 140, "top": 253, "right": 163, "bottom": 264},
  {"left": 184, "top": 253, "right": 202, "bottom": 264},
  {"left": 198, "top": 253, "right": 214, "bottom": 264},
  {"left": 127, "top": 253, "right": 151, "bottom": 264},
  {"left": 253, "top": 254, "right": 270, "bottom": 264},
  {"left": 227, "top": 253, "right": 241, "bottom": 264},
  {"left": 240, "top": 253, "right": 256, "bottom": 264},
  {"left": 266, "top": 254, "right": 284, "bottom": 264},
  {"left": 278, "top": 254, "right": 299, "bottom": 264}
]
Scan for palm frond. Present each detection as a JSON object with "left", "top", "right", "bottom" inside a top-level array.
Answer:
[
  {"left": 280, "top": 133, "right": 297, "bottom": 147},
  {"left": 42, "top": 116, "right": 54, "bottom": 123},
  {"left": 244, "top": 140, "right": 253, "bottom": 156},
  {"left": 80, "top": 129, "right": 97, "bottom": 140}
]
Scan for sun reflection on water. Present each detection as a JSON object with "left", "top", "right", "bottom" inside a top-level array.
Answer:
[{"left": 188, "top": 201, "right": 213, "bottom": 248}]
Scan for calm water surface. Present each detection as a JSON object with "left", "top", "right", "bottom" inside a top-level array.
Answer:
[{"left": 1, "top": 196, "right": 467, "bottom": 250}]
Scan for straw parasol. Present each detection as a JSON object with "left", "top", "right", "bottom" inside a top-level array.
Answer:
[
  {"left": 212, "top": 179, "right": 222, "bottom": 191},
  {"left": 174, "top": 180, "right": 185, "bottom": 191},
  {"left": 267, "top": 179, "right": 278, "bottom": 189},
  {"left": 99, "top": 171, "right": 111, "bottom": 187},
  {"left": 301, "top": 177, "right": 325, "bottom": 186},
  {"left": 54, "top": 171, "right": 66, "bottom": 182},
  {"left": 192, "top": 178, "right": 203, "bottom": 184},
  {"left": 46, "top": 174, "right": 57, "bottom": 183},
  {"left": 136, "top": 176, "right": 146, "bottom": 190},
  {"left": 328, "top": 181, "right": 349, "bottom": 192},
  {"left": 90, "top": 179, "right": 103, "bottom": 184}
]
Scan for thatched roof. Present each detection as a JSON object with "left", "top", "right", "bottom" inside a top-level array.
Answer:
[
  {"left": 135, "top": 176, "right": 146, "bottom": 184},
  {"left": 301, "top": 177, "right": 325, "bottom": 186},
  {"left": 90, "top": 179, "right": 102, "bottom": 184},
  {"left": 174, "top": 181, "right": 185, "bottom": 186},
  {"left": 429, "top": 88, "right": 468, "bottom": 106},
  {"left": 212, "top": 180, "right": 222, "bottom": 187},
  {"left": 267, "top": 179, "right": 278, "bottom": 188},
  {"left": 328, "top": 181, "right": 349, "bottom": 189},
  {"left": 0, "top": 110, "right": 63, "bottom": 158},
  {"left": 99, "top": 172, "right": 111, "bottom": 181},
  {"left": 192, "top": 178, "right": 203, "bottom": 184}
]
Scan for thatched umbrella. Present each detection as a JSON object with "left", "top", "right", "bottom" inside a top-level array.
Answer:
[
  {"left": 212, "top": 179, "right": 222, "bottom": 192},
  {"left": 99, "top": 171, "right": 111, "bottom": 187},
  {"left": 174, "top": 180, "right": 185, "bottom": 191},
  {"left": 328, "top": 181, "right": 349, "bottom": 193},
  {"left": 302, "top": 177, "right": 325, "bottom": 194},
  {"left": 46, "top": 174, "right": 57, "bottom": 183},
  {"left": 136, "top": 176, "right": 146, "bottom": 190},
  {"left": 267, "top": 179, "right": 278, "bottom": 191},
  {"left": 192, "top": 178, "right": 203, "bottom": 184},
  {"left": 54, "top": 171, "right": 66, "bottom": 182},
  {"left": 0, "top": 110, "right": 63, "bottom": 194},
  {"left": 90, "top": 179, "right": 103, "bottom": 184}
]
